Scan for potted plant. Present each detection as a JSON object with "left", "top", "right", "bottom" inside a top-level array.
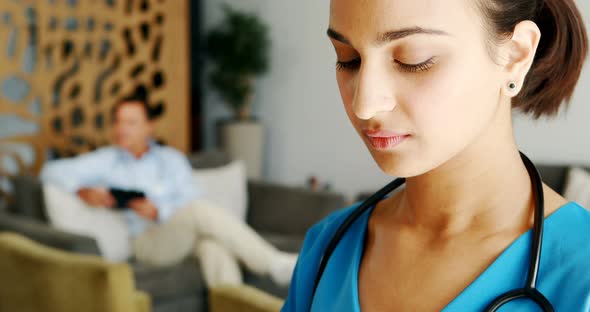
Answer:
[
  {"left": 205, "top": 6, "right": 270, "bottom": 179},
  {"left": 205, "top": 5, "right": 270, "bottom": 120}
]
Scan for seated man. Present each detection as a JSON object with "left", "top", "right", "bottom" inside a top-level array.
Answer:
[{"left": 40, "top": 94, "right": 296, "bottom": 287}]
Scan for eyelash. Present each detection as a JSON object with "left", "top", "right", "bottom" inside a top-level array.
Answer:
[{"left": 336, "top": 57, "right": 436, "bottom": 73}]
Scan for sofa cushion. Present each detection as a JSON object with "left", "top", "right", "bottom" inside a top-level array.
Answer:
[
  {"left": 261, "top": 232, "right": 304, "bottom": 253},
  {"left": 43, "top": 184, "right": 131, "bottom": 262},
  {"left": 537, "top": 165, "right": 569, "bottom": 194},
  {"left": 247, "top": 181, "right": 345, "bottom": 235},
  {"left": 243, "top": 272, "right": 290, "bottom": 300},
  {"left": 188, "top": 151, "right": 231, "bottom": 169},
  {"left": 0, "top": 213, "right": 100, "bottom": 255},
  {"left": 192, "top": 160, "right": 248, "bottom": 221},
  {"left": 537, "top": 165, "right": 590, "bottom": 195},
  {"left": 563, "top": 167, "right": 590, "bottom": 209},
  {"left": 131, "top": 257, "right": 206, "bottom": 302},
  {"left": 8, "top": 175, "right": 47, "bottom": 222}
]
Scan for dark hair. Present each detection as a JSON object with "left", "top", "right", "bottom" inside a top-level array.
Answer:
[
  {"left": 479, "top": 0, "right": 588, "bottom": 119},
  {"left": 111, "top": 93, "right": 152, "bottom": 121}
]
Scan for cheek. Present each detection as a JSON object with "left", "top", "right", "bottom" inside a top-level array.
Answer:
[
  {"left": 408, "top": 55, "right": 500, "bottom": 147},
  {"left": 114, "top": 126, "right": 125, "bottom": 136}
]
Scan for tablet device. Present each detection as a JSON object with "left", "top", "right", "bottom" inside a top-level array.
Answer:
[{"left": 109, "top": 188, "right": 146, "bottom": 209}]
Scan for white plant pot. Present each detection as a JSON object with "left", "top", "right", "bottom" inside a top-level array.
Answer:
[{"left": 219, "top": 120, "right": 264, "bottom": 180}]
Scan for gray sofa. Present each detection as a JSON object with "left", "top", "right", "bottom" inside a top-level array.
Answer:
[
  {"left": 534, "top": 165, "right": 590, "bottom": 195},
  {"left": 0, "top": 151, "right": 346, "bottom": 312}
]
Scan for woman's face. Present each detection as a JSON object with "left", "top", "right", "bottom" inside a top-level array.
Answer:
[{"left": 329, "top": 0, "right": 508, "bottom": 177}]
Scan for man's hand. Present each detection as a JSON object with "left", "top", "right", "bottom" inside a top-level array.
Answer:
[
  {"left": 77, "top": 188, "right": 115, "bottom": 208},
  {"left": 129, "top": 198, "right": 159, "bottom": 221}
]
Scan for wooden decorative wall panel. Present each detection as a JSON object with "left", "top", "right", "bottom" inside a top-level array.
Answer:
[{"left": 0, "top": 0, "right": 189, "bottom": 176}]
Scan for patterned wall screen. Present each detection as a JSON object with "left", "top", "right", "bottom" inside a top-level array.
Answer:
[{"left": 0, "top": 0, "right": 189, "bottom": 179}]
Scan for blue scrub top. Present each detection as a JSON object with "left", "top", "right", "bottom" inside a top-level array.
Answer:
[{"left": 282, "top": 201, "right": 590, "bottom": 311}]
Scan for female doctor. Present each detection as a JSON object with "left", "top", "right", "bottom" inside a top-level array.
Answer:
[{"left": 282, "top": 0, "right": 589, "bottom": 311}]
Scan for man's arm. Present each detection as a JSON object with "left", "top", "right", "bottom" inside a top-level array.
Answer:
[
  {"left": 76, "top": 188, "right": 115, "bottom": 207},
  {"left": 40, "top": 148, "right": 116, "bottom": 208},
  {"left": 129, "top": 198, "right": 159, "bottom": 221},
  {"left": 40, "top": 148, "right": 112, "bottom": 193}
]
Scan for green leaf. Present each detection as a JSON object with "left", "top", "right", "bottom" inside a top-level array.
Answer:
[{"left": 205, "top": 5, "right": 270, "bottom": 115}]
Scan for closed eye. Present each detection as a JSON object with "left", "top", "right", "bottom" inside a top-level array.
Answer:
[
  {"left": 336, "top": 58, "right": 361, "bottom": 71},
  {"left": 336, "top": 57, "right": 436, "bottom": 73},
  {"left": 396, "top": 57, "right": 436, "bottom": 73}
]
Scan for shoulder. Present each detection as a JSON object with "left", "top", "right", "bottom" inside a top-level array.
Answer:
[
  {"left": 297, "top": 202, "right": 365, "bottom": 272},
  {"left": 92, "top": 146, "right": 118, "bottom": 157},
  {"left": 544, "top": 202, "right": 590, "bottom": 291},
  {"left": 46, "top": 146, "right": 115, "bottom": 165},
  {"left": 39, "top": 147, "right": 115, "bottom": 181},
  {"left": 153, "top": 145, "right": 189, "bottom": 164},
  {"left": 299, "top": 202, "right": 363, "bottom": 253},
  {"left": 78, "top": 146, "right": 119, "bottom": 163},
  {"left": 549, "top": 202, "right": 590, "bottom": 247},
  {"left": 154, "top": 144, "right": 186, "bottom": 158},
  {"left": 541, "top": 202, "right": 590, "bottom": 308},
  {"left": 283, "top": 203, "right": 362, "bottom": 311},
  {"left": 545, "top": 202, "right": 590, "bottom": 257}
]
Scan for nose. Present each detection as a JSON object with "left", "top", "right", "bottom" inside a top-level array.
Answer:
[{"left": 352, "top": 60, "right": 397, "bottom": 120}]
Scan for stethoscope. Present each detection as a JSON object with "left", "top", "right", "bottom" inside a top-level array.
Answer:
[{"left": 310, "top": 151, "right": 554, "bottom": 311}]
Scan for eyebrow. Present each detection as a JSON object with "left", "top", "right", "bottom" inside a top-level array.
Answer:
[{"left": 327, "top": 27, "right": 450, "bottom": 45}]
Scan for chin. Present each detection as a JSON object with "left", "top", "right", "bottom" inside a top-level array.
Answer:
[
  {"left": 115, "top": 141, "right": 131, "bottom": 150},
  {"left": 373, "top": 154, "right": 422, "bottom": 178},
  {"left": 364, "top": 141, "right": 433, "bottom": 179}
]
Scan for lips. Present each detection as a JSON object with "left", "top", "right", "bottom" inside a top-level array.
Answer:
[
  {"left": 363, "top": 129, "right": 411, "bottom": 150},
  {"left": 363, "top": 129, "right": 409, "bottom": 137}
]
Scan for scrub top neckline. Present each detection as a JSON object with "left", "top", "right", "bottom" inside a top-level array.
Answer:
[{"left": 352, "top": 201, "right": 577, "bottom": 311}]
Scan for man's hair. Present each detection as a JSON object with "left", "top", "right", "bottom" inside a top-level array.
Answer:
[{"left": 111, "top": 93, "right": 152, "bottom": 121}]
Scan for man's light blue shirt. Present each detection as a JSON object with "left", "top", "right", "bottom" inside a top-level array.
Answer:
[{"left": 40, "top": 143, "right": 199, "bottom": 237}]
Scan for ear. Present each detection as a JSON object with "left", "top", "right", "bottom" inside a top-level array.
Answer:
[{"left": 500, "top": 20, "right": 541, "bottom": 97}]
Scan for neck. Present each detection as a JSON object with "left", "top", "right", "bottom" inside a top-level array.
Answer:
[
  {"left": 127, "top": 143, "right": 150, "bottom": 159},
  {"left": 395, "top": 110, "right": 533, "bottom": 238}
]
